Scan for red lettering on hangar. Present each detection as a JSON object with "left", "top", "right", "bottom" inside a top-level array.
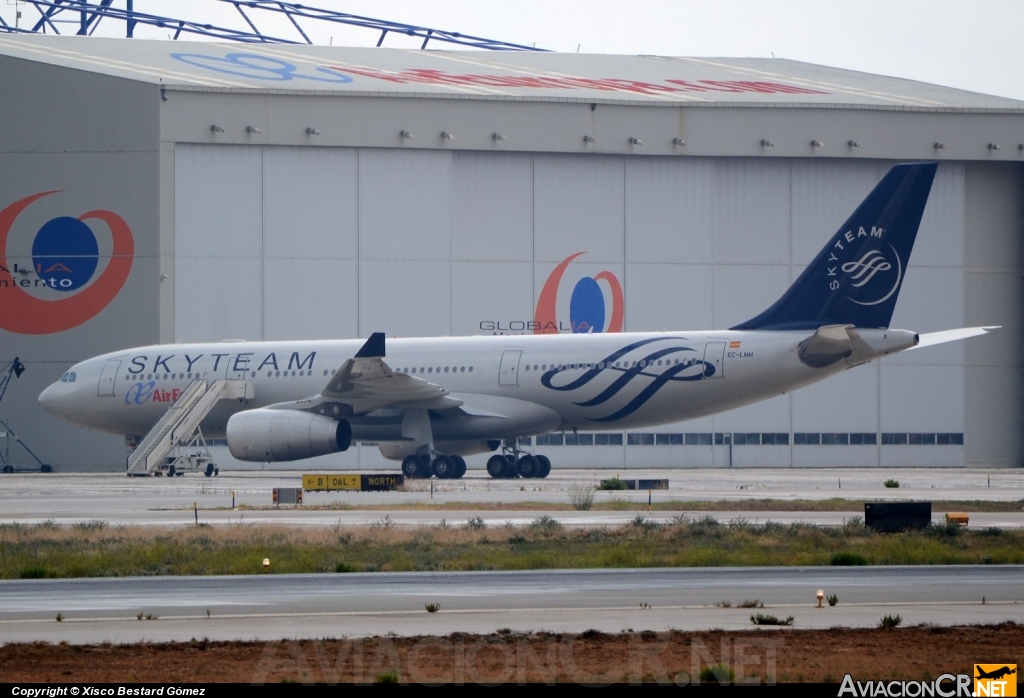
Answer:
[{"left": 333, "top": 66, "right": 827, "bottom": 96}]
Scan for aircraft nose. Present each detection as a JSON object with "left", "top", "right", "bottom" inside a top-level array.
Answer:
[{"left": 38, "top": 383, "right": 66, "bottom": 418}]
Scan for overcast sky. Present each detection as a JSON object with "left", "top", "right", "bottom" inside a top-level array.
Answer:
[{"left": 3, "top": 0, "right": 1023, "bottom": 101}]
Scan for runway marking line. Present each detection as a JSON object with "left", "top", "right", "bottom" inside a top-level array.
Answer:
[{"left": 1, "top": 600, "right": 1019, "bottom": 625}]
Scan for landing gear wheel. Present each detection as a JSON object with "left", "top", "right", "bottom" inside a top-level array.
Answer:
[
  {"left": 167, "top": 465, "right": 176, "bottom": 478},
  {"left": 486, "top": 455, "right": 507, "bottom": 479},
  {"left": 416, "top": 455, "right": 433, "bottom": 479},
  {"left": 500, "top": 455, "right": 518, "bottom": 479},
  {"left": 205, "top": 463, "right": 214, "bottom": 477},
  {"left": 432, "top": 455, "right": 456, "bottom": 479},
  {"left": 535, "top": 455, "right": 552, "bottom": 479},
  {"left": 451, "top": 456, "right": 467, "bottom": 479},
  {"left": 214, "top": 467, "right": 219, "bottom": 477},
  {"left": 2, "top": 465, "right": 12, "bottom": 474},
  {"left": 517, "top": 454, "right": 539, "bottom": 478},
  {"left": 401, "top": 456, "right": 421, "bottom": 478}
]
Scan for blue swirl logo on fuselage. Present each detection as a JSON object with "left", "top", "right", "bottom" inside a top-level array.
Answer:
[
  {"left": 541, "top": 337, "right": 713, "bottom": 422},
  {"left": 125, "top": 381, "right": 156, "bottom": 406}
]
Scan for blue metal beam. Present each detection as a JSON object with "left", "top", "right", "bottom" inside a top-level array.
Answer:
[{"left": 2, "top": 0, "right": 546, "bottom": 51}]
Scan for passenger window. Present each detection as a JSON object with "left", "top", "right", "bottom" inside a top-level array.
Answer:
[
  {"left": 275, "top": 371, "right": 280, "bottom": 377},
  {"left": 444, "top": 367, "right": 449, "bottom": 373},
  {"left": 460, "top": 367, "right": 465, "bottom": 372},
  {"left": 468, "top": 366, "right": 473, "bottom": 372},
  {"left": 428, "top": 367, "right": 433, "bottom": 373}
]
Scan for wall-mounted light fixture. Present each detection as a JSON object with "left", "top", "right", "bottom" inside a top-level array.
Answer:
[
  {"left": 492, "top": 133, "right": 506, "bottom": 141},
  {"left": 672, "top": 138, "right": 686, "bottom": 147},
  {"left": 848, "top": 140, "right": 861, "bottom": 148},
  {"left": 210, "top": 125, "right": 225, "bottom": 133},
  {"left": 934, "top": 142, "right": 946, "bottom": 149},
  {"left": 628, "top": 137, "right": 643, "bottom": 146},
  {"left": 988, "top": 143, "right": 1002, "bottom": 151},
  {"left": 583, "top": 135, "right": 597, "bottom": 143},
  {"left": 441, "top": 131, "right": 455, "bottom": 141},
  {"left": 400, "top": 130, "right": 414, "bottom": 139},
  {"left": 760, "top": 139, "right": 775, "bottom": 147},
  {"left": 810, "top": 139, "right": 825, "bottom": 148},
  {"left": 306, "top": 127, "right": 320, "bottom": 136},
  {"left": 246, "top": 126, "right": 261, "bottom": 134}
]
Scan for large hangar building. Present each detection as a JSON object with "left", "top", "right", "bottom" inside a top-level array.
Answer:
[{"left": 0, "top": 35, "right": 1021, "bottom": 471}]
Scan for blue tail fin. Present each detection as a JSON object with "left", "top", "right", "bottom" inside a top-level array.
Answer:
[{"left": 732, "top": 163, "right": 937, "bottom": 331}]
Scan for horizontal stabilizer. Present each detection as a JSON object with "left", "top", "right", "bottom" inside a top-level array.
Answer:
[{"left": 908, "top": 326, "right": 999, "bottom": 350}]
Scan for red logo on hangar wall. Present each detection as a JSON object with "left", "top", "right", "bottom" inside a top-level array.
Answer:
[
  {"left": 0, "top": 191, "right": 135, "bottom": 335},
  {"left": 535, "top": 252, "right": 624, "bottom": 334}
]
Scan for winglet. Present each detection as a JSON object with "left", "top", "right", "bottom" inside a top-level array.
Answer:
[{"left": 355, "top": 332, "right": 386, "bottom": 358}]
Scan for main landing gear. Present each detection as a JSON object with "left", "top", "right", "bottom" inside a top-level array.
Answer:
[
  {"left": 486, "top": 440, "right": 552, "bottom": 479},
  {"left": 401, "top": 454, "right": 468, "bottom": 480}
]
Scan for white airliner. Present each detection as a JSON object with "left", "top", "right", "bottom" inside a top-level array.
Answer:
[{"left": 38, "top": 163, "right": 995, "bottom": 479}]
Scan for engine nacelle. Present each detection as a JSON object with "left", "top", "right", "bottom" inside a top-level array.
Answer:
[{"left": 227, "top": 409, "right": 351, "bottom": 462}]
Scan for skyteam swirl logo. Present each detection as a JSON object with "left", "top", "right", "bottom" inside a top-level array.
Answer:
[
  {"left": 843, "top": 245, "right": 902, "bottom": 307},
  {"left": 535, "top": 252, "right": 624, "bottom": 334},
  {"left": 542, "top": 337, "right": 713, "bottom": 422},
  {"left": 0, "top": 192, "right": 135, "bottom": 335}
]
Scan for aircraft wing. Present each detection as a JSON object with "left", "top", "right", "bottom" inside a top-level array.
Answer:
[
  {"left": 907, "top": 326, "right": 1000, "bottom": 351},
  {"left": 318, "top": 333, "right": 461, "bottom": 414}
]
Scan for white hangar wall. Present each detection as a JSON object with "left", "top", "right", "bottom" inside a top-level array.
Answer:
[{"left": 172, "top": 144, "right": 971, "bottom": 470}]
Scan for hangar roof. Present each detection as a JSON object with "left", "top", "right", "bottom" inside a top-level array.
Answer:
[{"left": 1, "top": 34, "right": 1022, "bottom": 112}]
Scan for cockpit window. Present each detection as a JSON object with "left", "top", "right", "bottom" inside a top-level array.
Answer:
[
  {"left": 60, "top": 373, "right": 69, "bottom": 382},
  {"left": 68, "top": 372, "right": 77, "bottom": 382}
]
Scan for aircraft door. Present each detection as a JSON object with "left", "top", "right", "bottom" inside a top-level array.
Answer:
[
  {"left": 225, "top": 353, "right": 252, "bottom": 380},
  {"left": 498, "top": 350, "right": 522, "bottom": 386},
  {"left": 703, "top": 343, "right": 725, "bottom": 379},
  {"left": 98, "top": 359, "right": 121, "bottom": 397}
]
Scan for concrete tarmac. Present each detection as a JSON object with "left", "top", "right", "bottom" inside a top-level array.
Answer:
[
  {"left": 1, "top": 469, "right": 1022, "bottom": 527},
  {"left": 1, "top": 566, "right": 1021, "bottom": 644}
]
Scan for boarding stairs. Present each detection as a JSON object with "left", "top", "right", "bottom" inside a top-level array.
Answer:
[{"left": 126, "top": 378, "right": 250, "bottom": 476}]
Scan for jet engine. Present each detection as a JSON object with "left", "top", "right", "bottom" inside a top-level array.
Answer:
[{"left": 226, "top": 409, "right": 351, "bottom": 462}]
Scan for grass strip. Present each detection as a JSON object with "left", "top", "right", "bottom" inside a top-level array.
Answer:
[{"left": 1, "top": 517, "right": 1021, "bottom": 579}]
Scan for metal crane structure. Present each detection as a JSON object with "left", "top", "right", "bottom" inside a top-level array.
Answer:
[
  {"left": 0, "top": 358, "right": 50, "bottom": 473},
  {"left": 0, "top": 1, "right": 546, "bottom": 51}
]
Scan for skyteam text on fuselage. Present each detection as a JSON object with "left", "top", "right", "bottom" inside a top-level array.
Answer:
[{"left": 38, "top": 163, "right": 996, "bottom": 480}]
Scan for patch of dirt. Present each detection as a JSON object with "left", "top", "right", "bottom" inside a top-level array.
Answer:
[{"left": 1, "top": 624, "right": 1020, "bottom": 684}]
